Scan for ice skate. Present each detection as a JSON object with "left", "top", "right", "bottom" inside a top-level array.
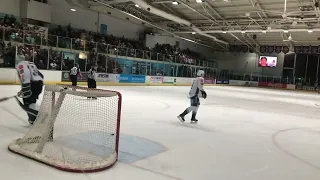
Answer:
[
  {"left": 190, "top": 119, "right": 198, "bottom": 124},
  {"left": 177, "top": 115, "right": 185, "bottom": 122}
]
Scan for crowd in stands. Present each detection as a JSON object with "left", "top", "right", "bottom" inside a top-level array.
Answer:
[
  {"left": 0, "top": 14, "right": 214, "bottom": 77},
  {"left": 46, "top": 23, "right": 208, "bottom": 66}
]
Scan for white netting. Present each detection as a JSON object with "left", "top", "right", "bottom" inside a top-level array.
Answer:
[{"left": 8, "top": 85, "right": 122, "bottom": 172}]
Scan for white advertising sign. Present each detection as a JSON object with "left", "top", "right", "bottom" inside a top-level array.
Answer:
[
  {"left": 286, "top": 84, "right": 296, "bottom": 90},
  {"left": 176, "top": 77, "right": 193, "bottom": 85},
  {"left": 96, "top": 73, "right": 119, "bottom": 82},
  {"left": 149, "top": 76, "right": 163, "bottom": 84},
  {"left": 163, "top": 76, "right": 176, "bottom": 84}
]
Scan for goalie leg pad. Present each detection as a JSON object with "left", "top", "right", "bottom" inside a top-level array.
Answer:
[
  {"left": 15, "top": 97, "right": 39, "bottom": 124},
  {"left": 25, "top": 104, "right": 39, "bottom": 124}
]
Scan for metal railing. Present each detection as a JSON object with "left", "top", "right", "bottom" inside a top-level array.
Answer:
[
  {"left": 0, "top": 26, "right": 302, "bottom": 83},
  {"left": 0, "top": 27, "right": 218, "bottom": 68},
  {"left": 219, "top": 72, "right": 299, "bottom": 85}
]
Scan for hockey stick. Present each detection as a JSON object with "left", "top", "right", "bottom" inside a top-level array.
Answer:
[
  {"left": 14, "top": 96, "right": 38, "bottom": 117},
  {"left": 0, "top": 95, "right": 17, "bottom": 103}
]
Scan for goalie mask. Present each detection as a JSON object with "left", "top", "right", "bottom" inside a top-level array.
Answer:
[{"left": 197, "top": 70, "right": 205, "bottom": 77}]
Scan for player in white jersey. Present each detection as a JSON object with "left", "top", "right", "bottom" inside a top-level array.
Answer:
[
  {"left": 16, "top": 60, "right": 44, "bottom": 125},
  {"left": 177, "top": 70, "right": 207, "bottom": 123}
]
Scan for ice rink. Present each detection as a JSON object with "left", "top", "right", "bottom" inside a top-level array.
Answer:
[{"left": 1, "top": 85, "right": 320, "bottom": 180}]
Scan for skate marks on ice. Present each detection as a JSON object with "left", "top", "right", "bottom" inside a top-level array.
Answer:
[
  {"left": 122, "top": 98, "right": 171, "bottom": 115},
  {"left": 0, "top": 109, "right": 30, "bottom": 137},
  {"left": 272, "top": 128, "right": 320, "bottom": 171},
  {"left": 160, "top": 120, "right": 216, "bottom": 133},
  {"left": 0, "top": 106, "right": 29, "bottom": 125},
  {"left": 0, "top": 106, "right": 31, "bottom": 135}
]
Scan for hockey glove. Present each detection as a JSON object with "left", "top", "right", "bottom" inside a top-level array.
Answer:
[{"left": 201, "top": 90, "right": 207, "bottom": 99}]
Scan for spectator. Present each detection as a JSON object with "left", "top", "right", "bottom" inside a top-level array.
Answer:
[{"left": 0, "top": 13, "right": 208, "bottom": 76}]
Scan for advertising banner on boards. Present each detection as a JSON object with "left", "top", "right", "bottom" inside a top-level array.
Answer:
[
  {"left": 118, "top": 74, "right": 145, "bottom": 83},
  {"left": 204, "top": 78, "right": 215, "bottom": 84},
  {"left": 296, "top": 85, "right": 317, "bottom": 91},
  {"left": 149, "top": 76, "right": 163, "bottom": 84},
  {"left": 215, "top": 79, "right": 229, "bottom": 84},
  {"left": 95, "top": 73, "right": 119, "bottom": 82},
  {"left": 229, "top": 80, "right": 258, "bottom": 87},
  {"left": 258, "top": 82, "right": 287, "bottom": 89},
  {"left": 61, "top": 71, "right": 88, "bottom": 82},
  {"left": 163, "top": 77, "right": 176, "bottom": 84},
  {"left": 176, "top": 77, "right": 193, "bottom": 85}
]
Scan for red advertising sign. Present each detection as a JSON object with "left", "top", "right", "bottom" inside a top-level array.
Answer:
[
  {"left": 258, "top": 82, "right": 287, "bottom": 89},
  {"left": 204, "top": 78, "right": 215, "bottom": 84}
]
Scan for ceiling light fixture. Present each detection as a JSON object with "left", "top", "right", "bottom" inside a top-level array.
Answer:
[
  {"left": 262, "top": 30, "right": 266, "bottom": 33},
  {"left": 135, "top": 4, "right": 140, "bottom": 8},
  {"left": 192, "top": 32, "right": 196, "bottom": 34},
  {"left": 196, "top": 0, "right": 203, "bottom": 3},
  {"left": 283, "top": 30, "right": 289, "bottom": 33},
  {"left": 70, "top": 8, "right": 76, "bottom": 12},
  {"left": 308, "top": 29, "right": 313, "bottom": 33},
  {"left": 222, "top": 31, "right": 227, "bottom": 33},
  {"left": 172, "top": 1, "right": 178, "bottom": 5},
  {"left": 241, "top": 31, "right": 246, "bottom": 34}
]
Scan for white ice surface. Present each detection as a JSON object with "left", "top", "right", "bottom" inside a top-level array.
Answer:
[{"left": 1, "top": 85, "right": 320, "bottom": 180}]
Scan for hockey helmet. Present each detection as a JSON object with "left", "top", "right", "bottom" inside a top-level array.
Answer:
[{"left": 197, "top": 70, "right": 205, "bottom": 77}]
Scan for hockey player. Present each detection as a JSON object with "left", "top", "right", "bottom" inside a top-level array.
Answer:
[
  {"left": 177, "top": 70, "right": 207, "bottom": 123},
  {"left": 16, "top": 60, "right": 44, "bottom": 125},
  {"left": 69, "top": 63, "right": 82, "bottom": 86},
  {"left": 87, "top": 65, "right": 97, "bottom": 99}
]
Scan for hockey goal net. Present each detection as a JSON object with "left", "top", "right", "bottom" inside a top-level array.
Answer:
[{"left": 8, "top": 85, "right": 122, "bottom": 172}]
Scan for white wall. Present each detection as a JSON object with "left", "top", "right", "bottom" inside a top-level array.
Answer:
[
  {"left": 27, "top": 0, "right": 51, "bottom": 23},
  {"left": 98, "top": 13, "right": 144, "bottom": 40},
  {"left": 0, "top": 0, "right": 20, "bottom": 16},
  {"left": 216, "top": 51, "right": 284, "bottom": 77},
  {"left": 145, "top": 34, "right": 215, "bottom": 59},
  {"left": 48, "top": 0, "right": 145, "bottom": 40},
  {"left": 0, "top": 0, "right": 145, "bottom": 40}
]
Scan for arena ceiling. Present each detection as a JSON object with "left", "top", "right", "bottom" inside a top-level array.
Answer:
[{"left": 72, "top": 0, "right": 320, "bottom": 50}]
